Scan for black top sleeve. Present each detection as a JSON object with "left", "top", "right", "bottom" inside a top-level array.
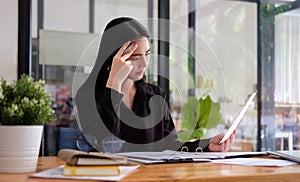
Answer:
[{"left": 96, "top": 87, "right": 124, "bottom": 138}]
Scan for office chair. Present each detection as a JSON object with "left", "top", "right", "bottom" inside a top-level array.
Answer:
[{"left": 56, "top": 127, "right": 94, "bottom": 155}]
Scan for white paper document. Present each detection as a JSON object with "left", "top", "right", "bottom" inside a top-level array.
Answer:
[
  {"left": 219, "top": 91, "right": 257, "bottom": 144},
  {"left": 118, "top": 150, "right": 267, "bottom": 164},
  {"left": 211, "top": 158, "right": 297, "bottom": 167},
  {"left": 30, "top": 165, "right": 140, "bottom": 181}
]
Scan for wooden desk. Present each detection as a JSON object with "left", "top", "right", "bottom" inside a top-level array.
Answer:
[{"left": 1, "top": 156, "right": 300, "bottom": 182}]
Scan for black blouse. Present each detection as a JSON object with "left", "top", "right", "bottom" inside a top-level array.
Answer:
[{"left": 95, "top": 80, "right": 210, "bottom": 152}]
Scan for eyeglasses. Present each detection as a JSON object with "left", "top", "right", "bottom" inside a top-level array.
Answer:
[
  {"left": 102, "top": 136, "right": 125, "bottom": 153},
  {"left": 75, "top": 134, "right": 125, "bottom": 153},
  {"left": 75, "top": 134, "right": 96, "bottom": 152}
]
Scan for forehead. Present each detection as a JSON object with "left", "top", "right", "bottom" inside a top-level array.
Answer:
[{"left": 132, "top": 38, "right": 150, "bottom": 51}]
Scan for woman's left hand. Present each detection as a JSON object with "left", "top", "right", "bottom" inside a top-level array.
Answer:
[{"left": 208, "top": 130, "right": 237, "bottom": 152}]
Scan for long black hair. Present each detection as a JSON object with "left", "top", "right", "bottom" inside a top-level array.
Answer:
[
  {"left": 94, "top": 17, "right": 150, "bottom": 98},
  {"left": 75, "top": 18, "right": 150, "bottom": 151}
]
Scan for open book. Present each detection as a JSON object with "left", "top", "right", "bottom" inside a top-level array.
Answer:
[{"left": 58, "top": 149, "right": 128, "bottom": 166}]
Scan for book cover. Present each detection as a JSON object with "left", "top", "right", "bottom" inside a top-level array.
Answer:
[
  {"left": 58, "top": 149, "right": 128, "bottom": 166},
  {"left": 63, "top": 164, "right": 120, "bottom": 176}
]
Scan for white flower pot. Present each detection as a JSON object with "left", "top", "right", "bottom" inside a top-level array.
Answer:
[{"left": 0, "top": 125, "right": 43, "bottom": 173}]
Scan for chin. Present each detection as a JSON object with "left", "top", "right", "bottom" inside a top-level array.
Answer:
[
  {"left": 128, "top": 75, "right": 143, "bottom": 81},
  {"left": 134, "top": 77, "right": 143, "bottom": 81}
]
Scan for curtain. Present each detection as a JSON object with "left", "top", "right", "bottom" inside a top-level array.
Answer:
[{"left": 275, "top": 12, "right": 300, "bottom": 104}]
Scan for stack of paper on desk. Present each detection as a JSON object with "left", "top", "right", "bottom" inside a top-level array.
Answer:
[
  {"left": 31, "top": 165, "right": 140, "bottom": 181},
  {"left": 118, "top": 150, "right": 267, "bottom": 164},
  {"left": 31, "top": 149, "right": 139, "bottom": 180},
  {"left": 211, "top": 158, "right": 297, "bottom": 166},
  {"left": 57, "top": 149, "right": 129, "bottom": 176}
]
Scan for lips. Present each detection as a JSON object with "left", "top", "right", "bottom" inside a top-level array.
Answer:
[{"left": 136, "top": 71, "right": 144, "bottom": 76}]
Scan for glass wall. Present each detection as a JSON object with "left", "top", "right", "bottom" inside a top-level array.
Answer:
[
  {"left": 274, "top": 5, "right": 300, "bottom": 150},
  {"left": 169, "top": 0, "right": 258, "bottom": 151},
  {"left": 196, "top": 0, "right": 257, "bottom": 150},
  {"left": 33, "top": 0, "right": 153, "bottom": 155},
  {"left": 260, "top": 1, "right": 300, "bottom": 151},
  {"left": 30, "top": 0, "right": 300, "bottom": 155}
]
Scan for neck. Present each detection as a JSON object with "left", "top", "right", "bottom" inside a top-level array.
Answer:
[
  {"left": 121, "top": 79, "right": 135, "bottom": 94},
  {"left": 121, "top": 79, "right": 136, "bottom": 109}
]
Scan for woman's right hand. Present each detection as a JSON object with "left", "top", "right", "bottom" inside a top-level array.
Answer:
[{"left": 106, "top": 41, "right": 137, "bottom": 92}]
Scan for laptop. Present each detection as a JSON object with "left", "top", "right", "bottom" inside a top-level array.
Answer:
[
  {"left": 219, "top": 91, "right": 258, "bottom": 144},
  {"left": 268, "top": 150, "right": 300, "bottom": 163}
]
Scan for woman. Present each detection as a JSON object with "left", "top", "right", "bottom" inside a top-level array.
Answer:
[{"left": 76, "top": 17, "right": 236, "bottom": 152}]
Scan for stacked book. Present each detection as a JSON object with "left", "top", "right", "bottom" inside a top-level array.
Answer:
[{"left": 58, "top": 149, "right": 129, "bottom": 176}]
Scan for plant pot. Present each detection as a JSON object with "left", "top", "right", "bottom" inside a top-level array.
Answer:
[{"left": 0, "top": 125, "right": 43, "bottom": 173}]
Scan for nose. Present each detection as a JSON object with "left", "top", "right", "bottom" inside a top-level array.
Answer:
[{"left": 139, "top": 55, "right": 149, "bottom": 68}]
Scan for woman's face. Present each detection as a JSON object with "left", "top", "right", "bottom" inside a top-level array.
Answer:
[{"left": 126, "top": 37, "right": 150, "bottom": 81}]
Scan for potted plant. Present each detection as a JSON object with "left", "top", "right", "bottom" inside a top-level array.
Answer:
[
  {"left": 177, "top": 94, "right": 224, "bottom": 142},
  {"left": 0, "top": 74, "right": 54, "bottom": 173}
]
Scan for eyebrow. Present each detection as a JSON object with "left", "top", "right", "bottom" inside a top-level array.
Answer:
[{"left": 131, "top": 49, "right": 151, "bottom": 56}]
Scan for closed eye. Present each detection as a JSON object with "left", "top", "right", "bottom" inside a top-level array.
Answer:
[
  {"left": 129, "top": 49, "right": 151, "bottom": 60},
  {"left": 146, "top": 49, "right": 151, "bottom": 55},
  {"left": 129, "top": 56, "right": 140, "bottom": 61}
]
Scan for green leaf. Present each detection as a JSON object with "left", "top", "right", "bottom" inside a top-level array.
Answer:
[
  {"left": 191, "top": 128, "right": 204, "bottom": 139},
  {"left": 178, "top": 94, "right": 224, "bottom": 141},
  {"left": 181, "top": 96, "right": 199, "bottom": 130},
  {"left": 198, "top": 95, "right": 212, "bottom": 128},
  {"left": 198, "top": 95, "right": 223, "bottom": 129},
  {"left": 177, "top": 130, "right": 194, "bottom": 142}
]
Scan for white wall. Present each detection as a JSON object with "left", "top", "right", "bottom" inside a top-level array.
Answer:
[{"left": 0, "top": 0, "right": 18, "bottom": 81}]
